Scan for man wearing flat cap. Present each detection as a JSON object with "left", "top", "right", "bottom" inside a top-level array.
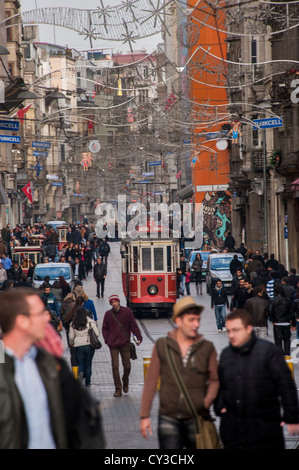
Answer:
[
  {"left": 102, "top": 294, "right": 142, "bottom": 397},
  {"left": 139, "top": 296, "right": 219, "bottom": 449}
]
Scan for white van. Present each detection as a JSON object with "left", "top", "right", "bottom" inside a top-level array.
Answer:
[
  {"left": 32, "top": 262, "right": 74, "bottom": 289},
  {"left": 206, "top": 253, "right": 244, "bottom": 294}
]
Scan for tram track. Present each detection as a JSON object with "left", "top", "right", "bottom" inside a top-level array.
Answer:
[{"left": 138, "top": 317, "right": 175, "bottom": 344}]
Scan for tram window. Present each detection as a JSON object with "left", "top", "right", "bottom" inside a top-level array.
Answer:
[
  {"left": 142, "top": 247, "right": 151, "bottom": 271},
  {"left": 154, "top": 247, "right": 164, "bottom": 271},
  {"left": 12, "top": 254, "right": 20, "bottom": 264},
  {"left": 133, "top": 246, "right": 138, "bottom": 272},
  {"left": 29, "top": 253, "right": 37, "bottom": 262},
  {"left": 167, "top": 246, "right": 172, "bottom": 272}
]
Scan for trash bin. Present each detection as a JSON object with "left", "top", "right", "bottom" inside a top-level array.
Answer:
[{"left": 143, "top": 356, "right": 160, "bottom": 391}]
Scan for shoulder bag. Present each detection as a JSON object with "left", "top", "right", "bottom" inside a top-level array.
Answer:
[
  {"left": 88, "top": 322, "right": 102, "bottom": 350},
  {"left": 164, "top": 338, "right": 221, "bottom": 449},
  {"left": 109, "top": 310, "right": 137, "bottom": 360}
]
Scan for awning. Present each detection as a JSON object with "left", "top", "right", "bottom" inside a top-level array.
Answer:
[
  {"left": 178, "top": 184, "right": 193, "bottom": 200},
  {"left": 0, "top": 77, "right": 26, "bottom": 114},
  {"left": 0, "top": 181, "right": 8, "bottom": 204},
  {"left": 291, "top": 179, "right": 299, "bottom": 191}
]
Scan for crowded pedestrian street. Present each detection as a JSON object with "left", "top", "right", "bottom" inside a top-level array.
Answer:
[{"left": 59, "top": 241, "right": 299, "bottom": 450}]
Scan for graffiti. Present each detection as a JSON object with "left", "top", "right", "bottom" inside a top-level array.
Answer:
[{"left": 201, "top": 191, "right": 232, "bottom": 250}]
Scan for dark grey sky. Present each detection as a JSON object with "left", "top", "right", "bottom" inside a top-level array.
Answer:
[{"left": 21, "top": 0, "right": 162, "bottom": 54}]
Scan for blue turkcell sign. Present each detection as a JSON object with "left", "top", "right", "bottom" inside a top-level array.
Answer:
[
  {"left": 253, "top": 117, "right": 283, "bottom": 129},
  {"left": 0, "top": 135, "right": 21, "bottom": 143},
  {"left": 137, "top": 180, "right": 150, "bottom": 184},
  {"left": 52, "top": 182, "right": 63, "bottom": 187},
  {"left": 32, "top": 141, "right": 51, "bottom": 149},
  {"left": 33, "top": 151, "right": 48, "bottom": 158},
  {"left": 148, "top": 161, "right": 161, "bottom": 166},
  {"left": 0, "top": 120, "right": 19, "bottom": 131}
]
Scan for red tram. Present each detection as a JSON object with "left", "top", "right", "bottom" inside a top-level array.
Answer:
[{"left": 120, "top": 238, "right": 180, "bottom": 317}]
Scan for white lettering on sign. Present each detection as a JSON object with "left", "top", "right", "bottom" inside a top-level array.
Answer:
[{"left": 291, "top": 79, "right": 299, "bottom": 104}]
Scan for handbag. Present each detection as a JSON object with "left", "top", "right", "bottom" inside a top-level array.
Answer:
[
  {"left": 88, "top": 323, "right": 102, "bottom": 350},
  {"left": 130, "top": 341, "right": 137, "bottom": 360},
  {"left": 164, "top": 338, "right": 220, "bottom": 449},
  {"left": 109, "top": 310, "right": 138, "bottom": 360}
]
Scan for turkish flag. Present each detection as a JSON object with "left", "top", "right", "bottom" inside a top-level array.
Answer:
[
  {"left": 22, "top": 182, "right": 33, "bottom": 203},
  {"left": 17, "top": 103, "right": 33, "bottom": 124}
]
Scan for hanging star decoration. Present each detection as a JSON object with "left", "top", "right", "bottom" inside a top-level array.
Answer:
[
  {"left": 141, "top": 0, "right": 170, "bottom": 34},
  {"left": 97, "top": 0, "right": 114, "bottom": 33},
  {"left": 81, "top": 27, "right": 97, "bottom": 42},
  {"left": 119, "top": 0, "right": 139, "bottom": 22},
  {"left": 121, "top": 20, "right": 139, "bottom": 53}
]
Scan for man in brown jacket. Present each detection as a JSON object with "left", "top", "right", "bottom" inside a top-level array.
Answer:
[{"left": 139, "top": 296, "right": 219, "bottom": 449}]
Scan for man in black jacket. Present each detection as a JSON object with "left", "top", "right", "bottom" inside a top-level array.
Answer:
[
  {"left": 224, "top": 232, "right": 235, "bottom": 252},
  {"left": 269, "top": 285, "right": 296, "bottom": 355},
  {"left": 93, "top": 257, "right": 107, "bottom": 298},
  {"left": 244, "top": 285, "right": 269, "bottom": 338},
  {"left": 72, "top": 257, "right": 85, "bottom": 281},
  {"left": 0, "top": 287, "right": 105, "bottom": 449},
  {"left": 211, "top": 279, "right": 229, "bottom": 332},
  {"left": 229, "top": 255, "right": 243, "bottom": 276},
  {"left": 99, "top": 238, "right": 110, "bottom": 265},
  {"left": 214, "top": 309, "right": 299, "bottom": 449}
]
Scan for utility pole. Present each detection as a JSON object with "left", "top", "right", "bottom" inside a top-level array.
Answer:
[{"left": 262, "top": 128, "right": 268, "bottom": 254}]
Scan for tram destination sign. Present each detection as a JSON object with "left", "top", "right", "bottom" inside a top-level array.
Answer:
[{"left": 253, "top": 117, "right": 283, "bottom": 129}]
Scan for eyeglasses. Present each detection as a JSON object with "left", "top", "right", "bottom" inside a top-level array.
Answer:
[{"left": 226, "top": 327, "right": 246, "bottom": 334}]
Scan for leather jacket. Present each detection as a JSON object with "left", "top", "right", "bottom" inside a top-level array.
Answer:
[{"left": 269, "top": 295, "right": 296, "bottom": 326}]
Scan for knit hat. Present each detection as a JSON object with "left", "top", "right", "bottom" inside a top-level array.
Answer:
[
  {"left": 172, "top": 296, "right": 204, "bottom": 321},
  {"left": 109, "top": 294, "right": 120, "bottom": 304}
]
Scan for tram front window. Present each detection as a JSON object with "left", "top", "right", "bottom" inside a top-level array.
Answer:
[
  {"left": 154, "top": 247, "right": 164, "bottom": 271},
  {"left": 142, "top": 248, "right": 151, "bottom": 270}
]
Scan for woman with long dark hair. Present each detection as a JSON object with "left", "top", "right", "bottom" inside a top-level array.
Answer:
[
  {"left": 69, "top": 305, "right": 100, "bottom": 387},
  {"left": 59, "top": 275, "right": 71, "bottom": 299},
  {"left": 192, "top": 252, "right": 203, "bottom": 295}
]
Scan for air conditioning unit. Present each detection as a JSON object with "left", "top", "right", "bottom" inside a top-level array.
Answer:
[
  {"left": 5, "top": 174, "right": 15, "bottom": 190},
  {"left": 252, "top": 178, "right": 264, "bottom": 196},
  {"left": 231, "top": 196, "right": 246, "bottom": 210}
]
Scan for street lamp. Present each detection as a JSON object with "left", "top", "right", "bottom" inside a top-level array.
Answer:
[{"left": 256, "top": 100, "right": 272, "bottom": 254}]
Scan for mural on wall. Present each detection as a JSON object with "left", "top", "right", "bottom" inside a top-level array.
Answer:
[{"left": 201, "top": 191, "right": 232, "bottom": 250}]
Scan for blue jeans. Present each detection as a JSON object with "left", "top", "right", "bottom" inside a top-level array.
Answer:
[
  {"left": 214, "top": 304, "right": 226, "bottom": 330},
  {"left": 158, "top": 415, "right": 196, "bottom": 449},
  {"left": 74, "top": 345, "right": 95, "bottom": 386}
]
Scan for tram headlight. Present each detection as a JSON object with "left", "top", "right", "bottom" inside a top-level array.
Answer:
[{"left": 148, "top": 284, "right": 158, "bottom": 295}]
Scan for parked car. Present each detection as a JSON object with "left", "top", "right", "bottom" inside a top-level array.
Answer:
[
  {"left": 31, "top": 262, "right": 74, "bottom": 289},
  {"left": 206, "top": 252, "right": 244, "bottom": 294},
  {"left": 188, "top": 250, "right": 211, "bottom": 281}
]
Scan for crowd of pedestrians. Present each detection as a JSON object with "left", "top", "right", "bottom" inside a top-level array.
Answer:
[
  {"left": 227, "top": 248, "right": 299, "bottom": 356},
  {"left": 1, "top": 221, "right": 299, "bottom": 450},
  {"left": 0, "top": 221, "right": 113, "bottom": 393}
]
